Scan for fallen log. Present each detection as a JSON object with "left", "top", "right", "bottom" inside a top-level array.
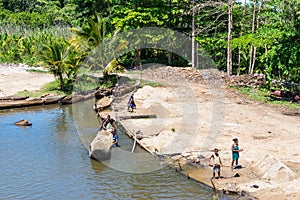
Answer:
[{"left": 118, "top": 114, "right": 157, "bottom": 120}]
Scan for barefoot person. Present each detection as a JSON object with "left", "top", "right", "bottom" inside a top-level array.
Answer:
[
  {"left": 128, "top": 94, "right": 136, "bottom": 112},
  {"left": 231, "top": 138, "right": 243, "bottom": 169},
  {"left": 209, "top": 148, "right": 222, "bottom": 179}
]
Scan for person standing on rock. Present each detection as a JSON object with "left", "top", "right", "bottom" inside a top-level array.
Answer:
[
  {"left": 209, "top": 148, "right": 222, "bottom": 179},
  {"left": 231, "top": 138, "right": 243, "bottom": 170},
  {"left": 111, "top": 129, "right": 119, "bottom": 147}
]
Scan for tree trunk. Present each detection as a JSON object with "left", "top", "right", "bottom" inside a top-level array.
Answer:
[
  {"left": 250, "top": 0, "right": 263, "bottom": 74},
  {"left": 107, "top": 0, "right": 111, "bottom": 17},
  {"left": 168, "top": 0, "right": 172, "bottom": 65},
  {"left": 192, "top": 0, "right": 195, "bottom": 68},
  {"left": 59, "top": 73, "right": 65, "bottom": 91},
  {"left": 249, "top": 0, "right": 257, "bottom": 74},
  {"left": 237, "top": 0, "right": 248, "bottom": 75},
  {"left": 227, "top": 0, "right": 233, "bottom": 75},
  {"left": 136, "top": 49, "right": 141, "bottom": 66}
]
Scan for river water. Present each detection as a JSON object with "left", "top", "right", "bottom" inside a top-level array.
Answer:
[{"left": 0, "top": 100, "right": 229, "bottom": 200}]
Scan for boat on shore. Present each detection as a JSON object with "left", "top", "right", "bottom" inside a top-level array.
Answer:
[
  {"left": 0, "top": 95, "right": 66, "bottom": 109},
  {"left": 60, "top": 93, "right": 95, "bottom": 104}
]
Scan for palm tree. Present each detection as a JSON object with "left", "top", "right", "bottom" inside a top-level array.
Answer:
[
  {"left": 68, "top": 14, "right": 107, "bottom": 56},
  {"left": 68, "top": 14, "right": 128, "bottom": 78},
  {"left": 41, "top": 39, "right": 69, "bottom": 91}
]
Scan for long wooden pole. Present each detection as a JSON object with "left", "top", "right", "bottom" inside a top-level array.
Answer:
[{"left": 131, "top": 129, "right": 137, "bottom": 153}]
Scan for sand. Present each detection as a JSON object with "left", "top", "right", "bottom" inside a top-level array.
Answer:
[
  {"left": 116, "top": 68, "right": 300, "bottom": 199},
  {"left": 0, "top": 64, "right": 55, "bottom": 97}
]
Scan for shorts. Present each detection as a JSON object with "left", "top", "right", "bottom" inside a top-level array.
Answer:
[{"left": 213, "top": 165, "right": 220, "bottom": 173}]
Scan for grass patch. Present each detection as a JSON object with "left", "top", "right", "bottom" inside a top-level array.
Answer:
[
  {"left": 13, "top": 75, "right": 163, "bottom": 98},
  {"left": 139, "top": 79, "right": 164, "bottom": 87},
  {"left": 232, "top": 86, "right": 300, "bottom": 109},
  {"left": 118, "top": 76, "right": 164, "bottom": 88},
  {"left": 14, "top": 80, "right": 66, "bottom": 97}
]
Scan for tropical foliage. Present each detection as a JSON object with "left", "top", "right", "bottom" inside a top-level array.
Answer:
[{"left": 0, "top": 0, "right": 298, "bottom": 94}]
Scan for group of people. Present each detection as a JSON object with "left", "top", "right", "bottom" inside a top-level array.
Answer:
[
  {"left": 97, "top": 94, "right": 137, "bottom": 148},
  {"left": 100, "top": 115, "right": 119, "bottom": 147},
  {"left": 208, "top": 138, "right": 243, "bottom": 179}
]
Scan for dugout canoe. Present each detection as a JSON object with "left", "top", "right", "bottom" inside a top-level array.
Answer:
[{"left": 0, "top": 95, "right": 66, "bottom": 109}]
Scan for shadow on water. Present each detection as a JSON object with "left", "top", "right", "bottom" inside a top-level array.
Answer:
[{"left": 90, "top": 159, "right": 107, "bottom": 172}]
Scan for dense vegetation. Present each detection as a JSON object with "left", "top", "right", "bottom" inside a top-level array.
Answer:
[{"left": 0, "top": 0, "right": 299, "bottom": 94}]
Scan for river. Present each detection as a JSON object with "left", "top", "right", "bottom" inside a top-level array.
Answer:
[{"left": 0, "top": 100, "right": 229, "bottom": 200}]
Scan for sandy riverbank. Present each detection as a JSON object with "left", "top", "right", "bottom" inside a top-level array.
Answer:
[
  {"left": 112, "top": 67, "right": 300, "bottom": 199},
  {"left": 0, "top": 64, "right": 54, "bottom": 97}
]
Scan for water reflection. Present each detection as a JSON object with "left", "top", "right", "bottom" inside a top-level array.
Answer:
[{"left": 90, "top": 159, "right": 107, "bottom": 172}]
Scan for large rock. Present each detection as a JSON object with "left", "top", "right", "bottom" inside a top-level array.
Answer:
[{"left": 89, "top": 130, "right": 113, "bottom": 161}]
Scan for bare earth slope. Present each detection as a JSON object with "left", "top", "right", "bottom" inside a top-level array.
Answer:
[{"left": 118, "top": 67, "right": 300, "bottom": 199}]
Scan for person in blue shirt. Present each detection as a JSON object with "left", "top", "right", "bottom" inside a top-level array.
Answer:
[{"left": 111, "top": 129, "right": 119, "bottom": 147}]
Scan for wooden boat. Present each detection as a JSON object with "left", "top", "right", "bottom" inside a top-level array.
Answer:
[
  {"left": 0, "top": 95, "right": 66, "bottom": 109},
  {"left": 15, "top": 119, "right": 32, "bottom": 126},
  {"left": 95, "top": 88, "right": 113, "bottom": 99},
  {"left": 0, "top": 96, "right": 29, "bottom": 101},
  {"left": 60, "top": 93, "right": 95, "bottom": 105},
  {"left": 93, "top": 96, "right": 113, "bottom": 111}
]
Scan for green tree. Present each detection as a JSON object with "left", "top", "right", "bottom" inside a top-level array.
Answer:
[
  {"left": 69, "top": 14, "right": 127, "bottom": 78},
  {"left": 40, "top": 39, "right": 69, "bottom": 91}
]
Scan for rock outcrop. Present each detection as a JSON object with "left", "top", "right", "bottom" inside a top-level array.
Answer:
[{"left": 89, "top": 130, "right": 113, "bottom": 161}]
